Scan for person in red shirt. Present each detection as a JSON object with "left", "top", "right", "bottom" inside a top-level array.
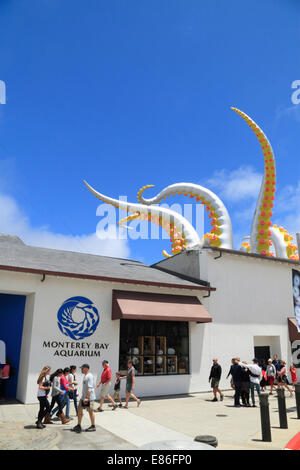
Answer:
[
  {"left": 96, "top": 361, "right": 117, "bottom": 411},
  {"left": 50, "top": 367, "right": 72, "bottom": 421},
  {"left": 0, "top": 359, "right": 11, "bottom": 401},
  {"left": 290, "top": 364, "right": 298, "bottom": 390},
  {"left": 260, "top": 367, "right": 268, "bottom": 391}
]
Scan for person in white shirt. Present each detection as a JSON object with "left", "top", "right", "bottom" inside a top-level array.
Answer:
[
  {"left": 72, "top": 364, "right": 96, "bottom": 433},
  {"left": 36, "top": 365, "right": 51, "bottom": 429},
  {"left": 239, "top": 359, "right": 262, "bottom": 407},
  {"left": 266, "top": 359, "right": 276, "bottom": 395},
  {"left": 68, "top": 365, "right": 78, "bottom": 416}
]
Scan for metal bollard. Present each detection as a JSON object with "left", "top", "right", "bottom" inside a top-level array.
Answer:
[
  {"left": 276, "top": 387, "right": 288, "bottom": 429},
  {"left": 295, "top": 383, "right": 300, "bottom": 419},
  {"left": 259, "top": 392, "right": 272, "bottom": 442}
]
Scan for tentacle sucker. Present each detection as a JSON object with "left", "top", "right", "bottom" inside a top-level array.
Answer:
[
  {"left": 231, "top": 107, "right": 276, "bottom": 256},
  {"left": 84, "top": 180, "right": 202, "bottom": 256},
  {"left": 137, "top": 183, "right": 233, "bottom": 249}
]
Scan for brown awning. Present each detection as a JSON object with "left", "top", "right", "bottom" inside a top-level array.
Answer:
[
  {"left": 112, "top": 289, "right": 212, "bottom": 323},
  {"left": 288, "top": 317, "right": 300, "bottom": 342}
]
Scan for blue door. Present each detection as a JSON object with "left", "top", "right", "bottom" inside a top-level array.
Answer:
[{"left": 0, "top": 293, "right": 26, "bottom": 398}]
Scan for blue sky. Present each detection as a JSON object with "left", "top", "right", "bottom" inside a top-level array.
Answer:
[{"left": 0, "top": 0, "right": 300, "bottom": 264}]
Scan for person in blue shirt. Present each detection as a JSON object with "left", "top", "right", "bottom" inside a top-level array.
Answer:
[
  {"left": 272, "top": 354, "right": 281, "bottom": 372},
  {"left": 229, "top": 358, "right": 243, "bottom": 407}
]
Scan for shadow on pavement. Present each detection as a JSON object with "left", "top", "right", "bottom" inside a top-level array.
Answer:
[{"left": 0, "top": 399, "right": 21, "bottom": 406}]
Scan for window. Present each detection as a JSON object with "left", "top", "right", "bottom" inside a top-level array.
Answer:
[{"left": 119, "top": 320, "right": 189, "bottom": 376}]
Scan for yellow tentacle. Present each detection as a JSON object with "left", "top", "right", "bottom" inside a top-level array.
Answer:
[{"left": 118, "top": 212, "right": 140, "bottom": 229}]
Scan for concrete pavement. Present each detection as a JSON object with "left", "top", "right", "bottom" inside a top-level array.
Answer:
[
  {"left": 0, "top": 401, "right": 136, "bottom": 450},
  {"left": 0, "top": 389, "right": 299, "bottom": 450},
  {"left": 125, "top": 390, "right": 300, "bottom": 450}
]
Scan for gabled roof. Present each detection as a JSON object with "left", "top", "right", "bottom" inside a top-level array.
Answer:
[{"left": 0, "top": 234, "right": 214, "bottom": 291}]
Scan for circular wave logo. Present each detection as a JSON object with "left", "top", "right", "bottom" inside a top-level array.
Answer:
[{"left": 57, "top": 296, "right": 100, "bottom": 340}]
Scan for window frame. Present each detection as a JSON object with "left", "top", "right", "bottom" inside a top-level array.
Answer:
[{"left": 118, "top": 319, "right": 190, "bottom": 377}]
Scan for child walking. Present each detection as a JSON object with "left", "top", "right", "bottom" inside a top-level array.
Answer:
[{"left": 113, "top": 372, "right": 123, "bottom": 408}]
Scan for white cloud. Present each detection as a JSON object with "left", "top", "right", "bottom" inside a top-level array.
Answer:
[
  {"left": 202, "top": 165, "right": 300, "bottom": 249},
  {"left": 276, "top": 181, "right": 300, "bottom": 214},
  {"left": 273, "top": 181, "right": 300, "bottom": 240},
  {"left": 0, "top": 191, "right": 130, "bottom": 259},
  {"left": 275, "top": 103, "right": 300, "bottom": 124},
  {"left": 204, "top": 165, "right": 262, "bottom": 202}
]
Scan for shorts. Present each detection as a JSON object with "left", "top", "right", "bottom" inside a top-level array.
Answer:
[
  {"left": 211, "top": 378, "right": 220, "bottom": 388},
  {"left": 278, "top": 375, "right": 288, "bottom": 384},
  {"left": 126, "top": 382, "right": 133, "bottom": 393},
  {"left": 78, "top": 399, "right": 96, "bottom": 412},
  {"left": 100, "top": 382, "right": 111, "bottom": 398},
  {"left": 268, "top": 376, "right": 275, "bottom": 386},
  {"left": 113, "top": 390, "right": 121, "bottom": 401}
]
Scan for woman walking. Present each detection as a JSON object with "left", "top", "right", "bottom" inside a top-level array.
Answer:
[
  {"left": 260, "top": 366, "right": 268, "bottom": 392},
  {"left": 240, "top": 362, "right": 250, "bottom": 407},
  {"left": 51, "top": 367, "right": 72, "bottom": 419},
  {"left": 48, "top": 369, "right": 70, "bottom": 424},
  {"left": 266, "top": 359, "right": 276, "bottom": 395},
  {"left": 277, "top": 361, "right": 293, "bottom": 397},
  {"left": 36, "top": 366, "right": 51, "bottom": 429},
  {"left": 68, "top": 366, "right": 78, "bottom": 416},
  {"left": 289, "top": 364, "right": 298, "bottom": 390}
]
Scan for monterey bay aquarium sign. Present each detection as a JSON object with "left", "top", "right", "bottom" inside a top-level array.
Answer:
[
  {"left": 42, "top": 341, "right": 110, "bottom": 358},
  {"left": 42, "top": 296, "right": 110, "bottom": 357}
]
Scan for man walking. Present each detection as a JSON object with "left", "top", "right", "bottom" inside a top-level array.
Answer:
[
  {"left": 272, "top": 354, "right": 281, "bottom": 372},
  {"left": 123, "top": 360, "right": 141, "bottom": 408},
  {"left": 272, "top": 354, "right": 282, "bottom": 384},
  {"left": 239, "top": 359, "right": 262, "bottom": 407},
  {"left": 209, "top": 358, "right": 223, "bottom": 402},
  {"left": 230, "top": 358, "right": 243, "bottom": 407},
  {"left": 96, "top": 360, "right": 117, "bottom": 411},
  {"left": 72, "top": 364, "right": 96, "bottom": 433}
]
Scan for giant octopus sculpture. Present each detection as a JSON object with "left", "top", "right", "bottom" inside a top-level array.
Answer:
[{"left": 85, "top": 107, "right": 299, "bottom": 261}]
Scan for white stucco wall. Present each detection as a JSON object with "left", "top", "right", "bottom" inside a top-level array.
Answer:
[
  {"left": 196, "top": 250, "right": 296, "bottom": 391},
  {"left": 0, "top": 269, "right": 206, "bottom": 403}
]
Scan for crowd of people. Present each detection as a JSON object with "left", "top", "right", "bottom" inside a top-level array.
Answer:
[
  {"left": 20, "top": 353, "right": 300, "bottom": 431},
  {"left": 36, "top": 359, "right": 141, "bottom": 432},
  {"left": 209, "top": 355, "right": 298, "bottom": 407}
]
